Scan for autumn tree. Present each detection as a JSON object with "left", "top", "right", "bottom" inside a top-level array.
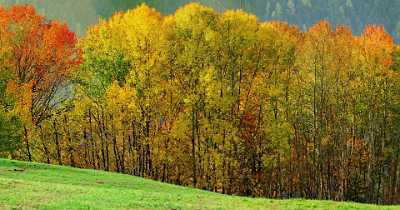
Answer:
[
  {"left": 0, "top": 5, "right": 81, "bottom": 161},
  {"left": 12, "top": 2, "right": 400, "bottom": 204}
]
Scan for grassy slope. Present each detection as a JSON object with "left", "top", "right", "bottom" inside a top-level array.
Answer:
[{"left": 0, "top": 159, "right": 398, "bottom": 210}]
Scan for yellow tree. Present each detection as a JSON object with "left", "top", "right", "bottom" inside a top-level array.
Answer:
[
  {"left": 358, "top": 25, "right": 396, "bottom": 203},
  {"left": 163, "top": 3, "right": 219, "bottom": 187}
]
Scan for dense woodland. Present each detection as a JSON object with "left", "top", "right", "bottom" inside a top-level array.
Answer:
[
  {"left": 0, "top": 0, "right": 399, "bottom": 40},
  {"left": 0, "top": 3, "right": 400, "bottom": 205}
]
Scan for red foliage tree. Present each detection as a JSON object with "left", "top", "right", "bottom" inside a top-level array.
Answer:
[{"left": 1, "top": 5, "right": 81, "bottom": 125}]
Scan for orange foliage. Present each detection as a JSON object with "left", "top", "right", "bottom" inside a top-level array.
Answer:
[
  {"left": 361, "top": 25, "right": 394, "bottom": 67},
  {"left": 0, "top": 5, "right": 81, "bottom": 124}
]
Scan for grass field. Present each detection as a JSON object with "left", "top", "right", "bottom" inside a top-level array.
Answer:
[{"left": 0, "top": 158, "right": 398, "bottom": 210}]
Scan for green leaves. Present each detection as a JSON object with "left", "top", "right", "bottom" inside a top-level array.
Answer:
[{"left": 0, "top": 112, "right": 22, "bottom": 154}]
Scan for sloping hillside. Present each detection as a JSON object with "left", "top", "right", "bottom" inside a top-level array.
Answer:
[{"left": 0, "top": 159, "right": 397, "bottom": 210}]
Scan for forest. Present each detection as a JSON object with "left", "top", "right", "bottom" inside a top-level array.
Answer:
[
  {"left": 0, "top": 2, "right": 400, "bottom": 205},
  {"left": 0, "top": 0, "right": 399, "bottom": 40}
]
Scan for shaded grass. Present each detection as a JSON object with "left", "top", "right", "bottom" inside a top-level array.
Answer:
[{"left": 0, "top": 158, "right": 398, "bottom": 210}]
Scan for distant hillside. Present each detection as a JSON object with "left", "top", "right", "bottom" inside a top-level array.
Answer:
[
  {"left": 0, "top": 0, "right": 399, "bottom": 41},
  {"left": 0, "top": 158, "right": 398, "bottom": 209}
]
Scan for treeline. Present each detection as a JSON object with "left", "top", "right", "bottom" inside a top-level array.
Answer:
[
  {"left": 0, "top": 3, "right": 400, "bottom": 205},
  {"left": 1, "top": 0, "right": 400, "bottom": 41}
]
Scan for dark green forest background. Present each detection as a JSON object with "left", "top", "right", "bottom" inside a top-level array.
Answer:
[{"left": 1, "top": 0, "right": 399, "bottom": 41}]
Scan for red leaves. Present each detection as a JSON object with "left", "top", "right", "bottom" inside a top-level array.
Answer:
[
  {"left": 1, "top": 5, "right": 81, "bottom": 81},
  {"left": 362, "top": 25, "right": 393, "bottom": 44},
  {"left": 9, "top": 4, "right": 38, "bottom": 20},
  {"left": 361, "top": 25, "right": 394, "bottom": 67},
  {"left": 0, "top": 7, "right": 9, "bottom": 25},
  {"left": 42, "top": 21, "right": 80, "bottom": 71},
  {"left": 308, "top": 20, "right": 333, "bottom": 37},
  {"left": 0, "top": 5, "right": 81, "bottom": 125}
]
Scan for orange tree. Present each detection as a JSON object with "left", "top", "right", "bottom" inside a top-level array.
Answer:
[{"left": 0, "top": 5, "right": 81, "bottom": 160}]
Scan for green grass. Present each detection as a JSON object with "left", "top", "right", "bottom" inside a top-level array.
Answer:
[{"left": 0, "top": 158, "right": 398, "bottom": 210}]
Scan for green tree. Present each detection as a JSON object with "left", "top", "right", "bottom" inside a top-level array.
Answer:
[{"left": 0, "top": 112, "right": 22, "bottom": 157}]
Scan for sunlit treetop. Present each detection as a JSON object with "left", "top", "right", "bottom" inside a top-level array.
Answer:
[{"left": 0, "top": 4, "right": 81, "bottom": 125}]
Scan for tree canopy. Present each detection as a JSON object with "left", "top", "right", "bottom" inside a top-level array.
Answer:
[{"left": 1, "top": 2, "right": 400, "bottom": 205}]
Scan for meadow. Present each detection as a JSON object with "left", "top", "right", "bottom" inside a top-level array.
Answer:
[{"left": 0, "top": 158, "right": 398, "bottom": 210}]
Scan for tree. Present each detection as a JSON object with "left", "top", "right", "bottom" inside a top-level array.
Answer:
[
  {"left": 9, "top": 2, "right": 400, "bottom": 204},
  {"left": 0, "top": 112, "right": 22, "bottom": 156},
  {"left": 0, "top": 5, "right": 81, "bottom": 161}
]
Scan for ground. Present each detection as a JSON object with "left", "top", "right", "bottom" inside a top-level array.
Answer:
[{"left": 0, "top": 158, "right": 398, "bottom": 210}]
